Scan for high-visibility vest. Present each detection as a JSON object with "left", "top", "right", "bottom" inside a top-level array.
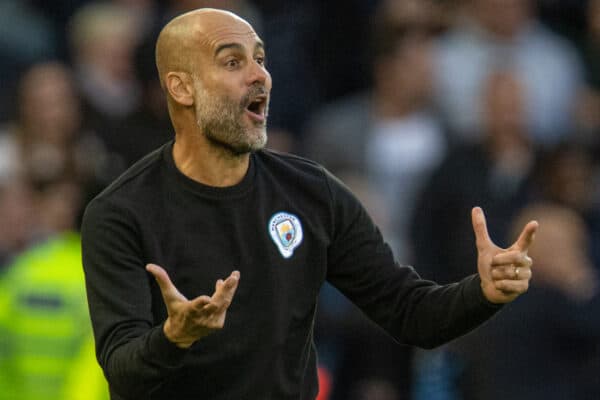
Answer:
[
  {"left": 0, "top": 232, "right": 106, "bottom": 400},
  {"left": 62, "top": 337, "right": 109, "bottom": 400}
]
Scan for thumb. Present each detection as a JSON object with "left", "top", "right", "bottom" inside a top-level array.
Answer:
[
  {"left": 471, "top": 207, "right": 492, "bottom": 250},
  {"left": 146, "top": 263, "right": 187, "bottom": 305}
]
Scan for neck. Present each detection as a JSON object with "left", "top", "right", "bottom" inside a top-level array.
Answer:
[{"left": 172, "top": 130, "right": 250, "bottom": 188}]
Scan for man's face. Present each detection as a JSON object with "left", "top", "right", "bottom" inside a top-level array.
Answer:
[{"left": 191, "top": 19, "right": 272, "bottom": 155}]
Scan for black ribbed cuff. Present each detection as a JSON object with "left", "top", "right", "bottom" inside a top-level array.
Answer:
[
  {"left": 147, "top": 323, "right": 189, "bottom": 367},
  {"left": 463, "top": 274, "right": 504, "bottom": 312}
]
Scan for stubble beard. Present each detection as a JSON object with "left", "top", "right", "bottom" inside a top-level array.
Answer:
[{"left": 195, "top": 87, "right": 268, "bottom": 156}]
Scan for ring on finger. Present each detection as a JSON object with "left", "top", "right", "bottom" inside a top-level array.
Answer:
[{"left": 515, "top": 266, "right": 520, "bottom": 278}]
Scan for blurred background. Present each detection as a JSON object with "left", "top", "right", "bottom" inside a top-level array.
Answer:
[{"left": 0, "top": 0, "right": 599, "bottom": 399}]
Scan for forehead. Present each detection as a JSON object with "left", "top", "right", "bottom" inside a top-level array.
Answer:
[{"left": 194, "top": 17, "right": 263, "bottom": 52}]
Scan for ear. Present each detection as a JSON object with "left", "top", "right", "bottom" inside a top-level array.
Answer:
[{"left": 165, "top": 72, "right": 194, "bottom": 107}]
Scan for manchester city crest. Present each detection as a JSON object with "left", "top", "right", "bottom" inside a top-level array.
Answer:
[{"left": 268, "top": 212, "right": 303, "bottom": 258}]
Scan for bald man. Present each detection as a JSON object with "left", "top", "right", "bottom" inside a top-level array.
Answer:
[{"left": 81, "top": 8, "right": 538, "bottom": 400}]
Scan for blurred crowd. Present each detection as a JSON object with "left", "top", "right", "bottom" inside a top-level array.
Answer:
[{"left": 0, "top": 0, "right": 599, "bottom": 399}]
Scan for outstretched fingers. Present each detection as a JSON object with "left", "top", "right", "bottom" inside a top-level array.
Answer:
[
  {"left": 471, "top": 207, "right": 492, "bottom": 250},
  {"left": 211, "top": 271, "right": 240, "bottom": 311},
  {"left": 146, "top": 263, "right": 187, "bottom": 304},
  {"left": 151, "top": 267, "right": 241, "bottom": 347},
  {"left": 472, "top": 208, "right": 538, "bottom": 303},
  {"left": 513, "top": 220, "right": 539, "bottom": 252}
]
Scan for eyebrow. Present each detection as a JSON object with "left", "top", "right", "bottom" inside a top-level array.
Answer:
[{"left": 214, "top": 40, "right": 265, "bottom": 57}]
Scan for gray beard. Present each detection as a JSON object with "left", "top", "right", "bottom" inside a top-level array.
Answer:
[
  {"left": 203, "top": 120, "right": 256, "bottom": 156},
  {"left": 195, "top": 87, "right": 268, "bottom": 156}
]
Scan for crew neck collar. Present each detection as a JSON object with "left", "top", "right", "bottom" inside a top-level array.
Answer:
[{"left": 163, "top": 141, "right": 256, "bottom": 199}]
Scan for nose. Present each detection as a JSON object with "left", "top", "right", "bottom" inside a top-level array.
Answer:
[{"left": 247, "top": 60, "right": 270, "bottom": 88}]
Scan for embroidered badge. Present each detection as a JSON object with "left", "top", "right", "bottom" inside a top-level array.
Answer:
[{"left": 268, "top": 212, "right": 303, "bottom": 258}]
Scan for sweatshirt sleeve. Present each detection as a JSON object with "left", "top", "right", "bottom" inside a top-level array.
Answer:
[
  {"left": 323, "top": 169, "right": 502, "bottom": 349},
  {"left": 80, "top": 199, "right": 188, "bottom": 398}
]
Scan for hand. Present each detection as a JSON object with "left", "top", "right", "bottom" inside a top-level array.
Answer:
[
  {"left": 471, "top": 207, "right": 538, "bottom": 304},
  {"left": 146, "top": 263, "right": 240, "bottom": 348}
]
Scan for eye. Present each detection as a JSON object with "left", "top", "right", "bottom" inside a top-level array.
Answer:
[
  {"left": 255, "top": 56, "right": 266, "bottom": 66},
  {"left": 225, "top": 59, "right": 240, "bottom": 69}
]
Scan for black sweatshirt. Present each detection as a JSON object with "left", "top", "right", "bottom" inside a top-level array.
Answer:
[{"left": 81, "top": 141, "right": 501, "bottom": 400}]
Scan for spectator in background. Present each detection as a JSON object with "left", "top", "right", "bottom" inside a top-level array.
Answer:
[
  {"left": 434, "top": 0, "right": 583, "bottom": 147},
  {"left": 412, "top": 70, "right": 534, "bottom": 285},
  {"left": 0, "top": 61, "right": 109, "bottom": 197},
  {"left": 305, "top": 0, "right": 447, "bottom": 260},
  {"left": 455, "top": 203, "right": 600, "bottom": 400},
  {"left": 92, "top": 35, "right": 173, "bottom": 172},
  {"left": 0, "top": 177, "right": 107, "bottom": 400},
  {"left": 68, "top": 2, "right": 144, "bottom": 127}
]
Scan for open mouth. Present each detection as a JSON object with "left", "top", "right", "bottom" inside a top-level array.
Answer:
[{"left": 245, "top": 95, "right": 267, "bottom": 123}]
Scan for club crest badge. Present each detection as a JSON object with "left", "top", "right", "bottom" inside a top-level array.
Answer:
[{"left": 268, "top": 212, "right": 303, "bottom": 258}]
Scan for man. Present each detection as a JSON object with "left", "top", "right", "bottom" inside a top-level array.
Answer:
[{"left": 81, "top": 8, "right": 538, "bottom": 400}]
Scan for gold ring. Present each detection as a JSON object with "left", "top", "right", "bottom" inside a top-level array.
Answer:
[{"left": 515, "top": 267, "right": 520, "bottom": 278}]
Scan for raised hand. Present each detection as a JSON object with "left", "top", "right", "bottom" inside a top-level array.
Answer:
[
  {"left": 146, "top": 263, "right": 240, "bottom": 348},
  {"left": 471, "top": 207, "right": 538, "bottom": 304}
]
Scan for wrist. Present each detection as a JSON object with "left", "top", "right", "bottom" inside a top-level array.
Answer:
[{"left": 163, "top": 319, "right": 195, "bottom": 349}]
